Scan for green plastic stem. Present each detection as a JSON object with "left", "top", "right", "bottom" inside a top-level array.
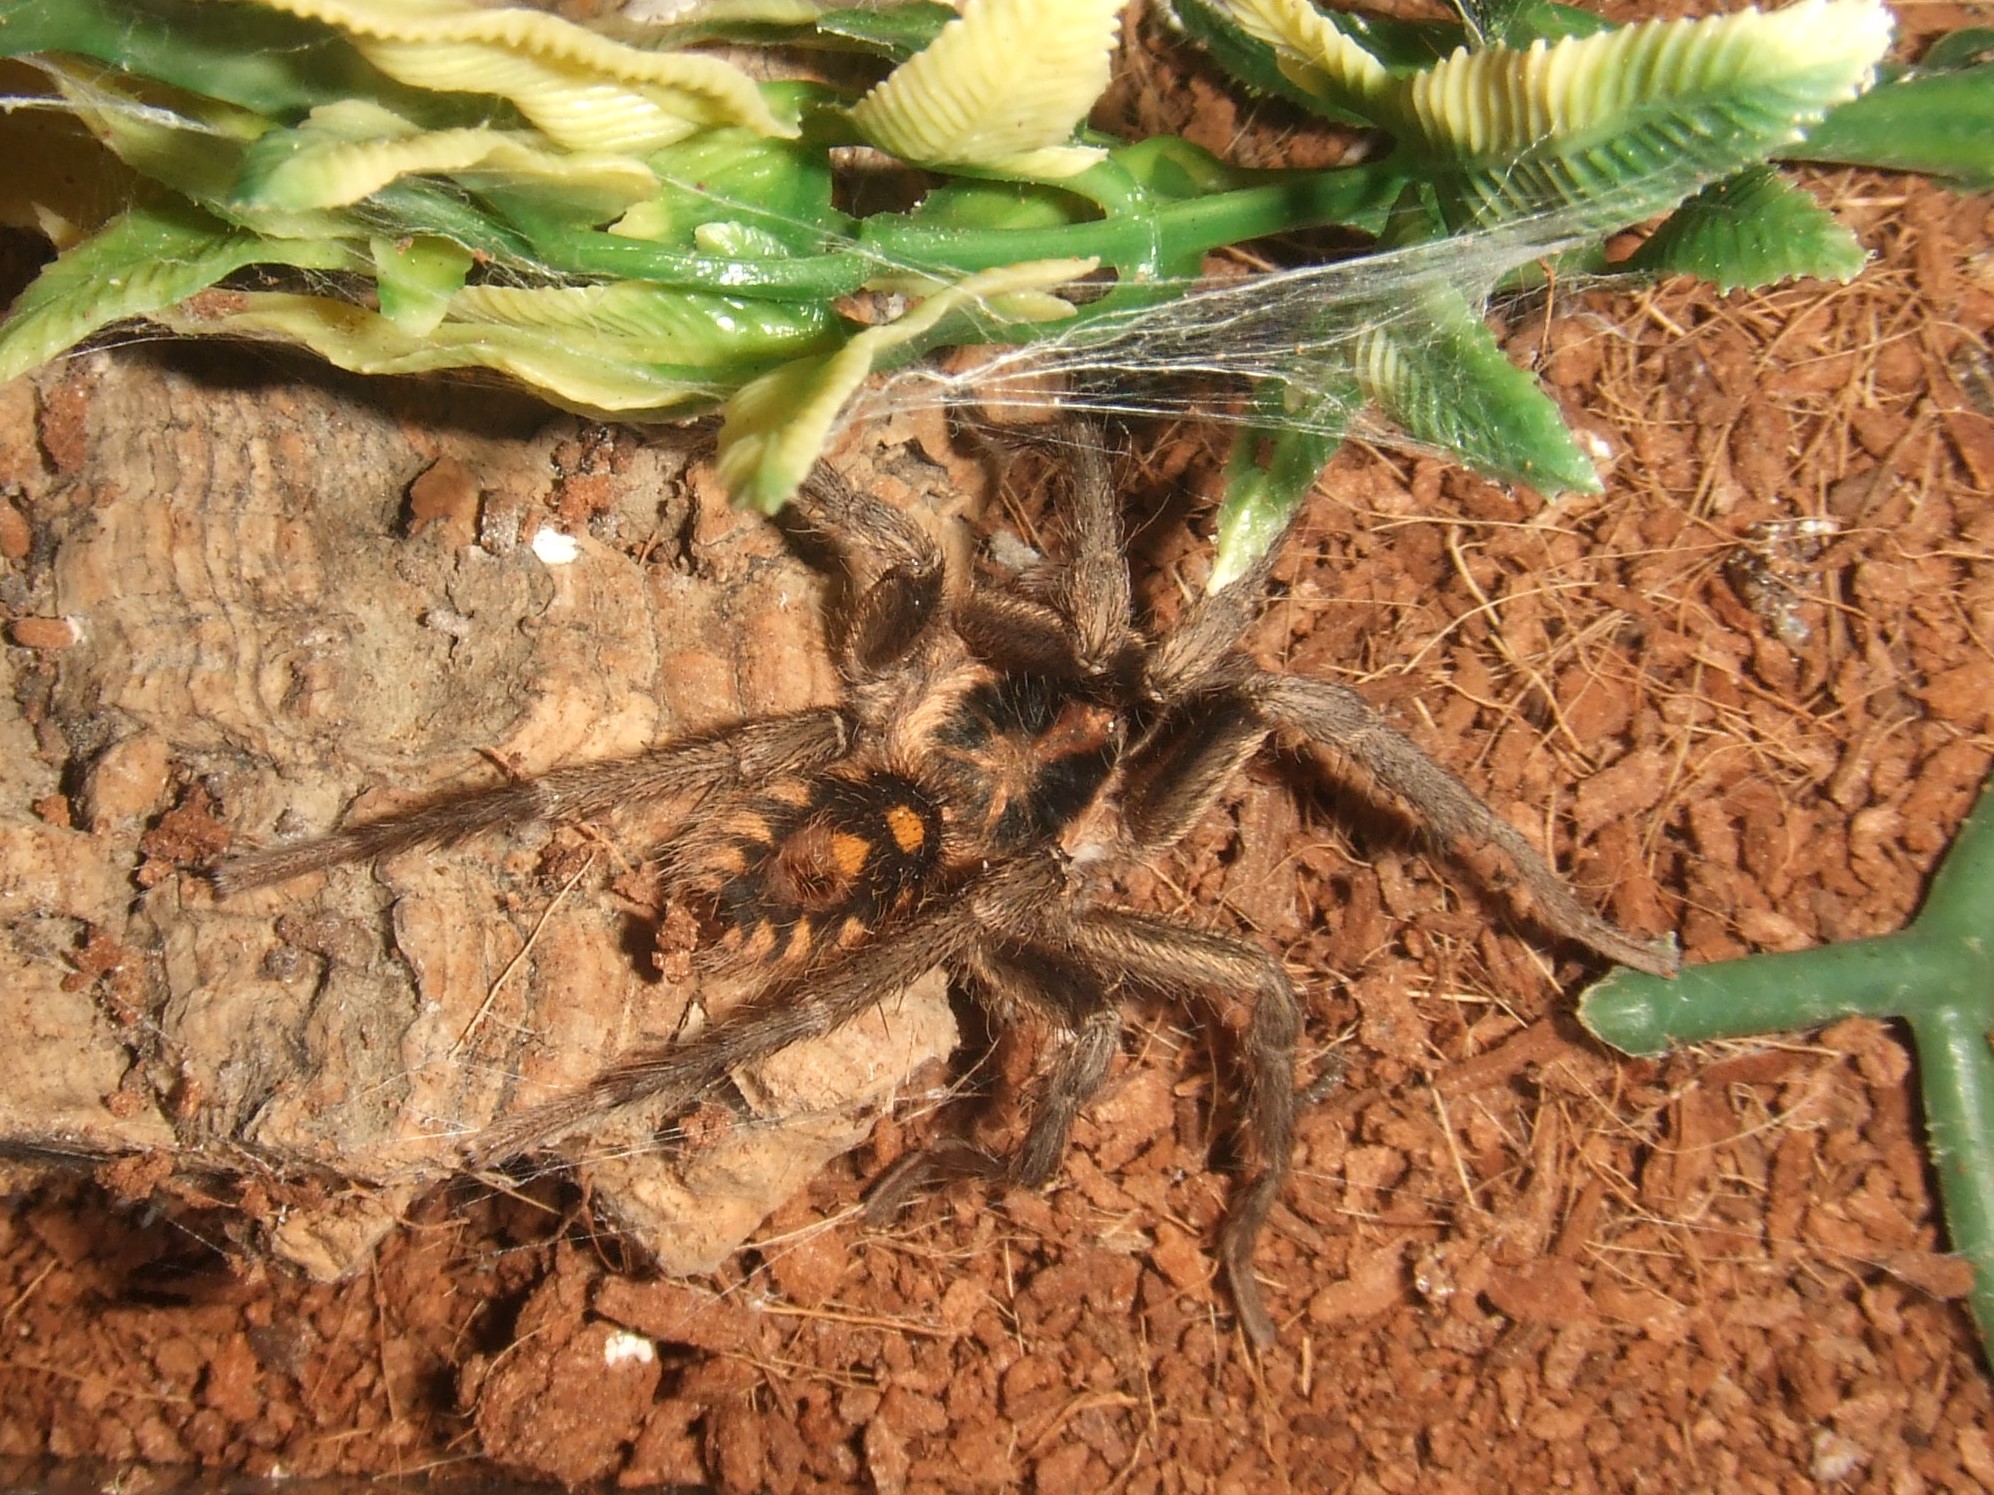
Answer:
[
  {"left": 1909, "top": 1001, "right": 1994, "bottom": 1356},
  {"left": 1579, "top": 933, "right": 1978, "bottom": 1051},
  {"left": 1581, "top": 774, "right": 1994, "bottom": 1364},
  {"left": 855, "top": 165, "right": 1401, "bottom": 276},
  {"left": 520, "top": 165, "right": 1403, "bottom": 300}
]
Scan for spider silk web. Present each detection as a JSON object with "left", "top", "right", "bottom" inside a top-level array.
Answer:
[{"left": 1, "top": 58, "right": 1640, "bottom": 476}]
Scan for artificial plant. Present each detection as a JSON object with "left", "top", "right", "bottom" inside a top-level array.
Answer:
[
  {"left": 0, "top": 0, "right": 1945, "bottom": 572},
  {"left": 1583, "top": 776, "right": 1994, "bottom": 1364}
]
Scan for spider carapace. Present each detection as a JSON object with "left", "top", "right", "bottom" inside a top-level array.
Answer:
[{"left": 219, "top": 431, "right": 1676, "bottom": 1348}]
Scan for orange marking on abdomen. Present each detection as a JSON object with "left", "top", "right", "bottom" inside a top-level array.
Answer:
[
  {"left": 884, "top": 803, "right": 926, "bottom": 853},
  {"left": 830, "top": 831, "right": 872, "bottom": 877}
]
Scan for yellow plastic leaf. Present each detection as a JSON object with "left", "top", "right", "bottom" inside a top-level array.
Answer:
[
  {"left": 1211, "top": 0, "right": 1389, "bottom": 114},
  {"left": 151, "top": 291, "right": 728, "bottom": 416},
  {"left": 0, "top": 206, "right": 353, "bottom": 385},
  {"left": 23, "top": 56, "right": 271, "bottom": 207},
  {"left": 252, "top": 0, "right": 794, "bottom": 150},
  {"left": 608, "top": 200, "right": 673, "bottom": 242},
  {"left": 1398, "top": 0, "right": 1893, "bottom": 163},
  {"left": 243, "top": 99, "right": 658, "bottom": 218},
  {"left": 849, "top": 0, "right": 1123, "bottom": 178},
  {"left": 716, "top": 257, "right": 1097, "bottom": 510}
]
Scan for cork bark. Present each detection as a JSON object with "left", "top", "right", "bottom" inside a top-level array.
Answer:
[{"left": 0, "top": 346, "right": 958, "bottom": 1278}]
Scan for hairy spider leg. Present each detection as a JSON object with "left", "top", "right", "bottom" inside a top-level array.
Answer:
[
  {"left": 862, "top": 940, "right": 1125, "bottom": 1213},
  {"left": 1102, "top": 512, "right": 1679, "bottom": 980},
  {"left": 469, "top": 855, "right": 1071, "bottom": 1166},
  {"left": 1247, "top": 673, "right": 1679, "bottom": 977},
  {"left": 1057, "top": 908, "right": 1302, "bottom": 1351},
  {"left": 214, "top": 711, "right": 851, "bottom": 893},
  {"left": 875, "top": 895, "right": 1302, "bottom": 1350}
]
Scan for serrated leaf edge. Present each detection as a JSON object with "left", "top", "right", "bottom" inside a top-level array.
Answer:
[
  {"left": 849, "top": 0, "right": 1124, "bottom": 178},
  {"left": 1203, "top": 0, "right": 1392, "bottom": 115},
  {"left": 255, "top": 0, "right": 794, "bottom": 149},
  {"left": 243, "top": 100, "right": 657, "bottom": 215},
  {"left": 1399, "top": 0, "right": 1893, "bottom": 164}
]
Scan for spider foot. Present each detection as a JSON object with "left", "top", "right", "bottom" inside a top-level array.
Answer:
[
  {"left": 862, "top": 1139, "right": 1010, "bottom": 1225},
  {"left": 1219, "top": 1185, "right": 1281, "bottom": 1351}
]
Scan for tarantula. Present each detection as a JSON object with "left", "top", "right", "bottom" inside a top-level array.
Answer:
[{"left": 219, "top": 433, "right": 1676, "bottom": 1346}]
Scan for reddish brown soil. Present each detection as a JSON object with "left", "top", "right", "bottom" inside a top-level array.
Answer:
[{"left": 4, "top": 9, "right": 1994, "bottom": 1495}]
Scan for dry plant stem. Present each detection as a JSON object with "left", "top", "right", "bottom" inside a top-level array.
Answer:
[{"left": 1583, "top": 772, "right": 1994, "bottom": 1364}]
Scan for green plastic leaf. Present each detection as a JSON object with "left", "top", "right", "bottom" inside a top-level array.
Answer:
[
  {"left": 233, "top": 99, "right": 658, "bottom": 220},
  {"left": 652, "top": 0, "right": 826, "bottom": 21},
  {"left": 370, "top": 234, "right": 473, "bottom": 334},
  {"left": 1189, "top": 0, "right": 1893, "bottom": 232},
  {"left": 632, "top": 127, "right": 845, "bottom": 252},
  {"left": 1111, "top": 137, "right": 1259, "bottom": 202},
  {"left": 816, "top": 4, "right": 960, "bottom": 62},
  {"left": 1190, "top": 0, "right": 1392, "bottom": 123},
  {"left": 1291, "top": 6, "right": 1465, "bottom": 70},
  {"left": 0, "top": 0, "right": 447, "bottom": 122},
  {"left": 1924, "top": 28, "right": 1994, "bottom": 69},
  {"left": 906, "top": 180, "right": 1092, "bottom": 236},
  {"left": 849, "top": 0, "right": 1124, "bottom": 178},
  {"left": 1454, "top": 0, "right": 1613, "bottom": 48},
  {"left": 595, "top": 2, "right": 949, "bottom": 60},
  {"left": 1358, "top": 282, "right": 1598, "bottom": 495},
  {"left": 19, "top": 55, "right": 270, "bottom": 220},
  {"left": 445, "top": 282, "right": 836, "bottom": 365},
  {"left": 1211, "top": 383, "right": 1353, "bottom": 591},
  {"left": 1174, "top": 0, "right": 1518, "bottom": 119},
  {"left": 717, "top": 257, "right": 1096, "bottom": 510},
  {"left": 1789, "top": 53, "right": 1994, "bottom": 189},
  {"left": 1206, "top": 251, "right": 1593, "bottom": 586},
  {"left": 0, "top": 202, "right": 354, "bottom": 383},
  {"left": 631, "top": 0, "right": 825, "bottom": 29},
  {"left": 1168, "top": 0, "right": 1360, "bottom": 116},
  {"left": 692, "top": 221, "right": 794, "bottom": 258},
  {"left": 1624, "top": 166, "right": 1866, "bottom": 291}
]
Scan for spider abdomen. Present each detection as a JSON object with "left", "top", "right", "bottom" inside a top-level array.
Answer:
[{"left": 697, "top": 771, "right": 945, "bottom": 965}]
